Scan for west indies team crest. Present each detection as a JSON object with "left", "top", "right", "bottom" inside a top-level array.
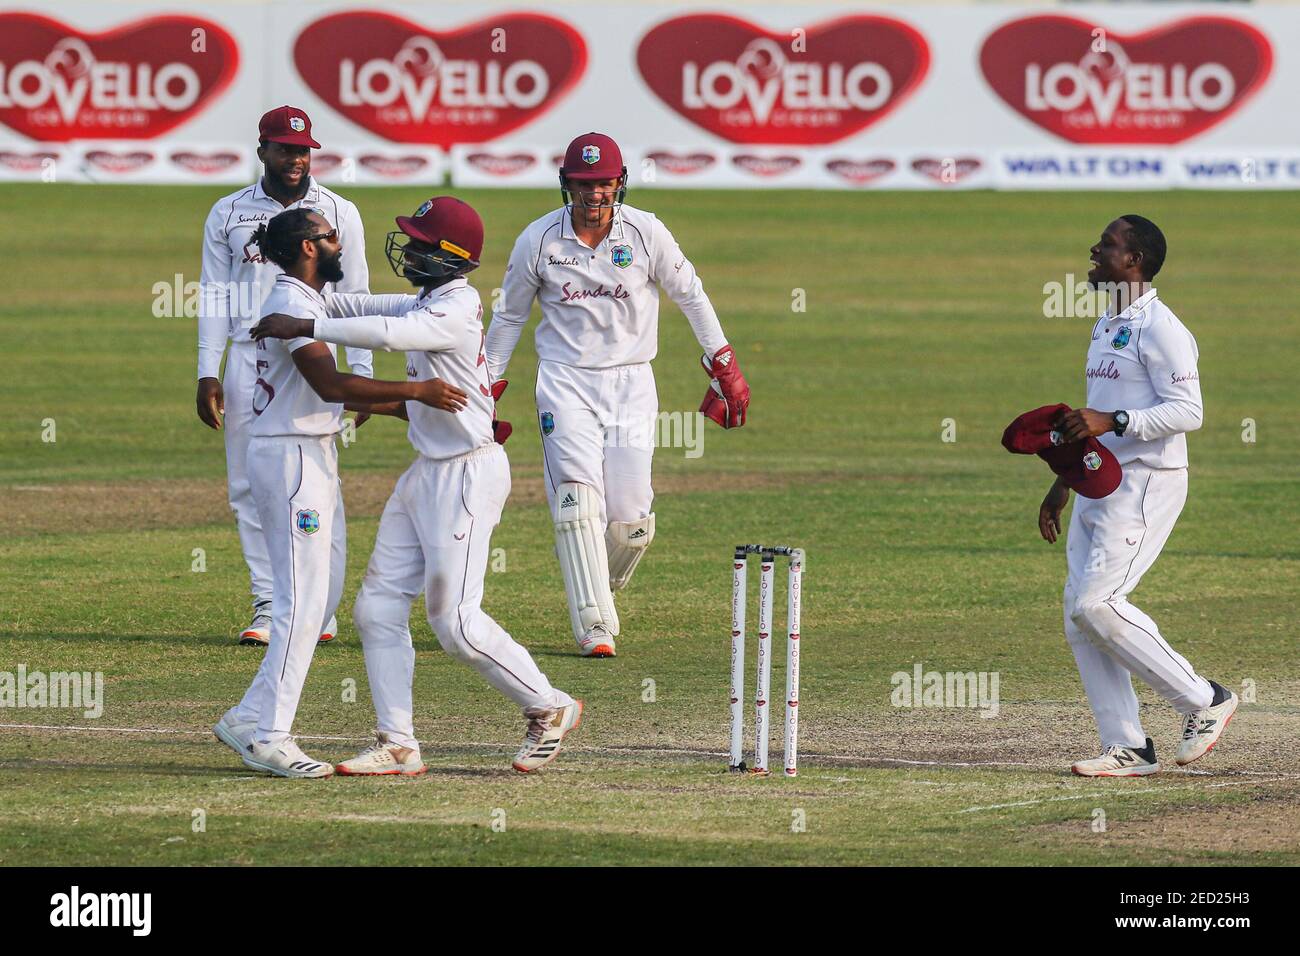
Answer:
[
  {"left": 1083, "top": 451, "right": 1103, "bottom": 471},
  {"left": 611, "top": 244, "right": 633, "bottom": 268},
  {"left": 1111, "top": 325, "right": 1132, "bottom": 350},
  {"left": 295, "top": 509, "right": 321, "bottom": 535},
  {"left": 540, "top": 411, "right": 555, "bottom": 436}
]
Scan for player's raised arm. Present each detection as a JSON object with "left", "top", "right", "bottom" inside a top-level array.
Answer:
[
  {"left": 289, "top": 340, "right": 466, "bottom": 412},
  {"left": 484, "top": 227, "right": 541, "bottom": 380},
  {"left": 1128, "top": 316, "right": 1204, "bottom": 439},
  {"left": 196, "top": 202, "right": 232, "bottom": 429}
]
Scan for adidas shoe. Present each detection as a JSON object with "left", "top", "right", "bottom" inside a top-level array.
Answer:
[
  {"left": 242, "top": 738, "right": 334, "bottom": 778},
  {"left": 1176, "top": 681, "right": 1238, "bottom": 766},
  {"left": 513, "top": 700, "right": 583, "bottom": 773},
  {"left": 577, "top": 624, "right": 615, "bottom": 658},
  {"left": 213, "top": 707, "right": 256, "bottom": 759},
  {"left": 336, "top": 731, "right": 426, "bottom": 776},
  {"left": 1071, "top": 737, "right": 1159, "bottom": 777},
  {"left": 238, "top": 603, "right": 272, "bottom": 646}
]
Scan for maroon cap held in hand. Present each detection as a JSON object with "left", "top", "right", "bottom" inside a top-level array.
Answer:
[
  {"left": 259, "top": 105, "right": 321, "bottom": 149},
  {"left": 1002, "top": 403, "right": 1122, "bottom": 499}
]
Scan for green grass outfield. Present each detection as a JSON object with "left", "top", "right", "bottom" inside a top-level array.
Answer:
[{"left": 0, "top": 185, "right": 1297, "bottom": 865}]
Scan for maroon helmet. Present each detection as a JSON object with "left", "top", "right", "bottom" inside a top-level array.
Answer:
[
  {"left": 559, "top": 132, "right": 627, "bottom": 214},
  {"left": 386, "top": 196, "right": 483, "bottom": 283}
]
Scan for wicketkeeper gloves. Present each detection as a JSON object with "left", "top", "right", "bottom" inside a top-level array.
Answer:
[
  {"left": 490, "top": 379, "right": 513, "bottom": 445},
  {"left": 700, "top": 345, "right": 750, "bottom": 429}
]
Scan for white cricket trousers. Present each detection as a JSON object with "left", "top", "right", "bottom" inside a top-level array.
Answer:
[
  {"left": 535, "top": 360, "right": 656, "bottom": 527},
  {"left": 235, "top": 435, "right": 346, "bottom": 745},
  {"left": 1063, "top": 463, "right": 1213, "bottom": 750},
  {"left": 222, "top": 342, "right": 275, "bottom": 611},
  {"left": 352, "top": 443, "right": 571, "bottom": 751}
]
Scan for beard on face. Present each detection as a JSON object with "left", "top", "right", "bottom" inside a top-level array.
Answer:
[{"left": 319, "top": 247, "right": 344, "bottom": 284}]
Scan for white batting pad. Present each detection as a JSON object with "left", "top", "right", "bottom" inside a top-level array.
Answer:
[
  {"left": 605, "top": 513, "right": 655, "bottom": 591},
  {"left": 553, "top": 482, "right": 620, "bottom": 639}
]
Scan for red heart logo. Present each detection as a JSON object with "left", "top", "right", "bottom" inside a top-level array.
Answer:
[
  {"left": 84, "top": 149, "right": 155, "bottom": 173},
  {"left": 646, "top": 151, "right": 716, "bottom": 175},
  {"left": 980, "top": 15, "right": 1273, "bottom": 144},
  {"left": 732, "top": 155, "right": 801, "bottom": 177},
  {"left": 294, "top": 11, "right": 587, "bottom": 147},
  {"left": 825, "top": 158, "right": 895, "bottom": 185},
  {"left": 170, "top": 150, "right": 241, "bottom": 175},
  {"left": 0, "top": 149, "right": 58, "bottom": 172},
  {"left": 0, "top": 13, "right": 238, "bottom": 142},
  {"left": 466, "top": 152, "right": 535, "bottom": 176},
  {"left": 637, "top": 14, "right": 929, "bottom": 145},
  {"left": 911, "top": 157, "right": 982, "bottom": 183},
  {"left": 358, "top": 154, "right": 428, "bottom": 178}
]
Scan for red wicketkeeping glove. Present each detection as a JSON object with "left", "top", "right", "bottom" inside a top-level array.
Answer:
[
  {"left": 699, "top": 345, "right": 749, "bottom": 428},
  {"left": 490, "top": 379, "right": 513, "bottom": 445}
]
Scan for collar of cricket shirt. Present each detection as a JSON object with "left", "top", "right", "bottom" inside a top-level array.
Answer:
[
  {"left": 1102, "top": 286, "right": 1158, "bottom": 324},
  {"left": 254, "top": 175, "right": 320, "bottom": 210},
  {"left": 418, "top": 276, "right": 468, "bottom": 305},
  {"left": 275, "top": 273, "right": 327, "bottom": 304}
]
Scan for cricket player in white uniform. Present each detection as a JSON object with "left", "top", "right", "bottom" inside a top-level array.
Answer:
[
  {"left": 486, "top": 133, "right": 751, "bottom": 658},
  {"left": 196, "top": 106, "right": 374, "bottom": 646},
  {"left": 252, "top": 197, "right": 583, "bottom": 775},
  {"left": 213, "top": 208, "right": 468, "bottom": 778},
  {"left": 1039, "top": 215, "right": 1238, "bottom": 776}
]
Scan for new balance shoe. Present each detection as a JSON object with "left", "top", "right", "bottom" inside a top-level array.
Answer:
[
  {"left": 319, "top": 614, "right": 338, "bottom": 644},
  {"left": 577, "top": 624, "right": 615, "bottom": 658},
  {"left": 336, "top": 731, "right": 426, "bottom": 776},
  {"left": 513, "top": 700, "right": 584, "bottom": 773},
  {"left": 1071, "top": 737, "right": 1159, "bottom": 777},
  {"left": 212, "top": 707, "right": 256, "bottom": 759},
  {"left": 1176, "top": 681, "right": 1238, "bottom": 766},
  {"left": 238, "top": 603, "right": 272, "bottom": 646},
  {"left": 242, "top": 738, "right": 334, "bottom": 778}
]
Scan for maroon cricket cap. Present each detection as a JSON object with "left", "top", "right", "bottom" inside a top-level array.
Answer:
[
  {"left": 259, "top": 105, "right": 321, "bottom": 149},
  {"left": 396, "top": 197, "right": 484, "bottom": 263},
  {"left": 560, "top": 132, "right": 625, "bottom": 180},
  {"left": 1002, "top": 403, "right": 1122, "bottom": 499}
]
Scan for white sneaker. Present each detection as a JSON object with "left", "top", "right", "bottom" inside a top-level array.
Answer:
[
  {"left": 1176, "top": 683, "right": 1238, "bottom": 766},
  {"left": 213, "top": 707, "right": 256, "bottom": 758},
  {"left": 319, "top": 614, "right": 338, "bottom": 644},
  {"left": 577, "top": 624, "right": 616, "bottom": 658},
  {"left": 513, "top": 700, "right": 584, "bottom": 773},
  {"left": 336, "top": 732, "right": 426, "bottom": 776},
  {"left": 242, "top": 738, "right": 334, "bottom": 778},
  {"left": 238, "top": 603, "right": 272, "bottom": 646},
  {"left": 1071, "top": 738, "right": 1159, "bottom": 777}
]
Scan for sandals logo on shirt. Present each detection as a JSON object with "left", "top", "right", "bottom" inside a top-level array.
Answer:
[
  {"left": 611, "top": 244, "right": 633, "bottom": 268},
  {"left": 1111, "top": 325, "right": 1132, "bottom": 350},
  {"left": 295, "top": 509, "right": 321, "bottom": 535},
  {"left": 540, "top": 411, "right": 555, "bottom": 436}
]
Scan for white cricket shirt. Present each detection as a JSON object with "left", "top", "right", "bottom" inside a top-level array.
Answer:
[
  {"left": 485, "top": 204, "right": 727, "bottom": 377},
  {"left": 316, "top": 278, "right": 495, "bottom": 460},
  {"left": 197, "top": 176, "right": 372, "bottom": 379},
  {"left": 248, "top": 276, "right": 342, "bottom": 438},
  {"left": 1084, "top": 288, "right": 1203, "bottom": 469}
]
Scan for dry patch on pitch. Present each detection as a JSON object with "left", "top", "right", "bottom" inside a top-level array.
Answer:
[{"left": 4, "top": 467, "right": 882, "bottom": 536}]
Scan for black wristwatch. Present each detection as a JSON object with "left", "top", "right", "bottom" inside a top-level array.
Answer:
[{"left": 1113, "top": 410, "right": 1130, "bottom": 437}]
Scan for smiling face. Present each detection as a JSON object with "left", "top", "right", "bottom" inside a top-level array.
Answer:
[
  {"left": 1087, "top": 218, "right": 1142, "bottom": 288},
  {"left": 568, "top": 176, "right": 621, "bottom": 229},
  {"left": 258, "top": 140, "right": 312, "bottom": 195}
]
